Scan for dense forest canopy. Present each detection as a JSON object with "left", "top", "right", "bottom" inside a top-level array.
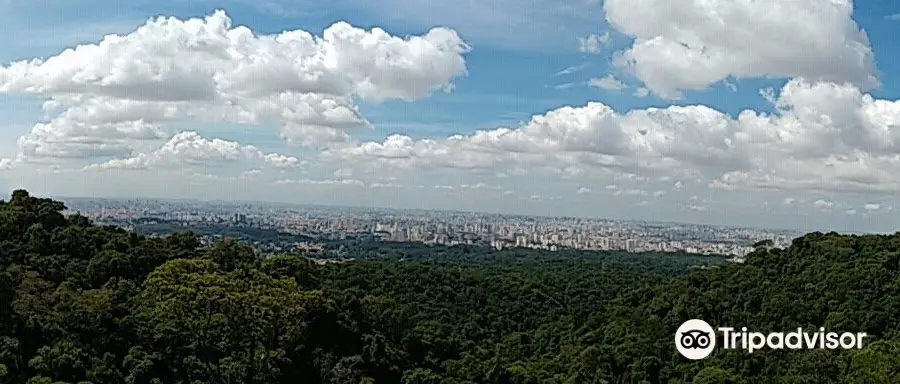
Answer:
[{"left": 0, "top": 190, "right": 898, "bottom": 383}]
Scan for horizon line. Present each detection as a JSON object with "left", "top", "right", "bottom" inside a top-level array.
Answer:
[{"left": 44, "top": 193, "right": 821, "bottom": 235}]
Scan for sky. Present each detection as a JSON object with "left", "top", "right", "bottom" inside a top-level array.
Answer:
[{"left": 2, "top": 0, "right": 900, "bottom": 232}]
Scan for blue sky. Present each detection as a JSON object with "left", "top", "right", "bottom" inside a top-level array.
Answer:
[
  {"left": 3, "top": 0, "right": 900, "bottom": 231},
  {"left": 3, "top": 0, "right": 898, "bottom": 129}
]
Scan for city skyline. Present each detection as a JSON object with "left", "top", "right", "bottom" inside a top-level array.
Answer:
[
  {"left": 54, "top": 193, "right": 813, "bottom": 235},
  {"left": 3, "top": 1, "right": 900, "bottom": 232},
  {"left": 58, "top": 194, "right": 800, "bottom": 258}
]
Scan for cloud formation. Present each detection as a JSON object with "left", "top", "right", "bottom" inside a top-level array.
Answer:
[
  {"left": 328, "top": 78, "right": 900, "bottom": 196},
  {"left": 578, "top": 33, "right": 610, "bottom": 54},
  {"left": 605, "top": 0, "right": 878, "bottom": 98},
  {"left": 0, "top": 10, "right": 470, "bottom": 160},
  {"left": 86, "top": 131, "right": 300, "bottom": 170},
  {"left": 589, "top": 75, "right": 627, "bottom": 91}
]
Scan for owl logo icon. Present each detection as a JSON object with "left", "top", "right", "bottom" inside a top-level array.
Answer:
[{"left": 676, "top": 319, "right": 716, "bottom": 360}]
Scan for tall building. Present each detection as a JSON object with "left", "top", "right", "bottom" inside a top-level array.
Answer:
[{"left": 625, "top": 239, "right": 637, "bottom": 252}]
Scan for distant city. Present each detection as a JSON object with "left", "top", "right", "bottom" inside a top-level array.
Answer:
[{"left": 54, "top": 196, "right": 806, "bottom": 261}]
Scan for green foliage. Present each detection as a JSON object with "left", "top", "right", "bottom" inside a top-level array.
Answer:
[
  {"left": 0, "top": 190, "right": 897, "bottom": 383},
  {"left": 261, "top": 254, "right": 320, "bottom": 288},
  {"left": 131, "top": 219, "right": 314, "bottom": 243},
  {"left": 692, "top": 367, "right": 730, "bottom": 384}
]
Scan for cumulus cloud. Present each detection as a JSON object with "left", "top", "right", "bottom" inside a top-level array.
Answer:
[
  {"left": 371, "top": 182, "right": 403, "bottom": 188},
  {"left": 604, "top": 0, "right": 878, "bottom": 98},
  {"left": 460, "top": 182, "right": 502, "bottom": 190},
  {"left": 85, "top": 131, "right": 299, "bottom": 170},
  {"left": 814, "top": 199, "right": 835, "bottom": 210},
  {"left": 274, "top": 178, "right": 365, "bottom": 187},
  {"left": 614, "top": 188, "right": 648, "bottom": 197},
  {"left": 577, "top": 187, "right": 592, "bottom": 195},
  {"left": 0, "top": 10, "right": 470, "bottom": 160},
  {"left": 326, "top": 78, "right": 900, "bottom": 196},
  {"left": 588, "top": 75, "right": 627, "bottom": 91},
  {"left": 428, "top": 183, "right": 504, "bottom": 192},
  {"left": 264, "top": 153, "right": 304, "bottom": 169},
  {"left": 333, "top": 168, "right": 354, "bottom": 178},
  {"left": 578, "top": 33, "right": 610, "bottom": 53}
]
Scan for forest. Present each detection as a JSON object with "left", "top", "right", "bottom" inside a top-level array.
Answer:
[
  {"left": 0, "top": 189, "right": 898, "bottom": 383},
  {"left": 130, "top": 220, "right": 315, "bottom": 244}
]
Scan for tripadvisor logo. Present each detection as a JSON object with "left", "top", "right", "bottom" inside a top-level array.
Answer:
[{"left": 675, "top": 319, "right": 868, "bottom": 360}]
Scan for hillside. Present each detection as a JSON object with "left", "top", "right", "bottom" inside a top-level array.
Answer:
[{"left": 0, "top": 190, "right": 896, "bottom": 383}]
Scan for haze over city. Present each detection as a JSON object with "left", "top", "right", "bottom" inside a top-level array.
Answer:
[{"left": 2, "top": 0, "right": 900, "bottom": 232}]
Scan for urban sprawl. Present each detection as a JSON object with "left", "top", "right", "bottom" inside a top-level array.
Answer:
[{"left": 60, "top": 197, "right": 803, "bottom": 262}]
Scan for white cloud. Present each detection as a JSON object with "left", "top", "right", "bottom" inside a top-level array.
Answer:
[
  {"left": 274, "top": 178, "right": 364, "bottom": 187},
  {"left": 555, "top": 63, "right": 588, "bottom": 77},
  {"left": 605, "top": 0, "right": 878, "bottom": 98},
  {"left": 723, "top": 80, "right": 738, "bottom": 92},
  {"left": 814, "top": 199, "right": 834, "bottom": 210},
  {"left": 578, "top": 32, "right": 610, "bottom": 53},
  {"left": 864, "top": 203, "right": 881, "bottom": 211},
  {"left": 577, "top": 186, "right": 592, "bottom": 194},
  {"left": 85, "top": 131, "right": 299, "bottom": 171},
  {"left": 371, "top": 182, "right": 402, "bottom": 188},
  {"left": 0, "top": 158, "right": 12, "bottom": 170},
  {"left": 241, "top": 169, "right": 263, "bottom": 177},
  {"left": 633, "top": 87, "right": 649, "bottom": 98},
  {"left": 429, "top": 183, "right": 504, "bottom": 192},
  {"left": 614, "top": 188, "right": 648, "bottom": 197},
  {"left": 327, "top": 79, "right": 900, "bottom": 197},
  {"left": 588, "top": 75, "right": 627, "bottom": 91},
  {"left": 523, "top": 194, "right": 561, "bottom": 201},
  {"left": 333, "top": 168, "right": 354, "bottom": 178},
  {"left": 460, "top": 182, "right": 502, "bottom": 190},
  {"left": 264, "top": 153, "right": 303, "bottom": 169},
  {"left": 0, "top": 10, "right": 470, "bottom": 160}
]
